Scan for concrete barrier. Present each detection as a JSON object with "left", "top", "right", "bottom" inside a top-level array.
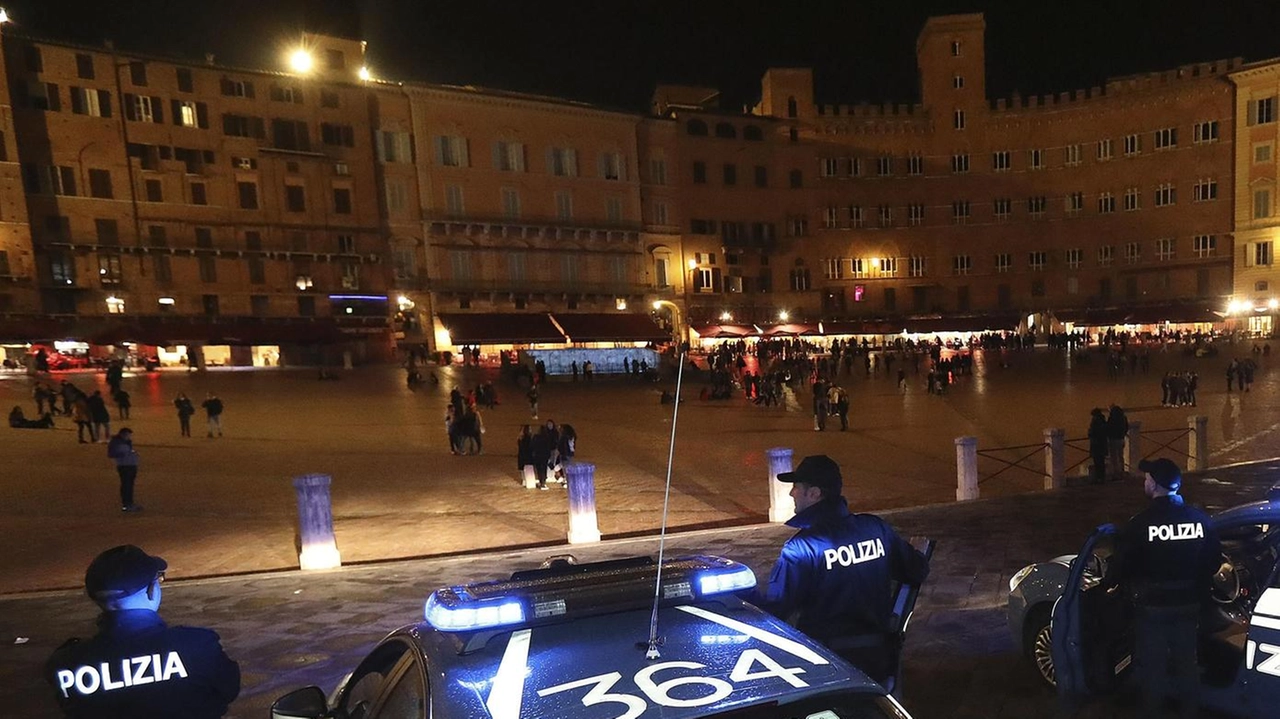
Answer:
[{"left": 955, "top": 437, "right": 978, "bottom": 501}]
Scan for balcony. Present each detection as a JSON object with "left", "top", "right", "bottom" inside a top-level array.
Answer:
[{"left": 430, "top": 277, "right": 652, "bottom": 296}]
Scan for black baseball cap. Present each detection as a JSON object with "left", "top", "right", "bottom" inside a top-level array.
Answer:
[
  {"left": 1138, "top": 458, "right": 1182, "bottom": 491},
  {"left": 84, "top": 545, "right": 167, "bottom": 601},
  {"left": 778, "top": 455, "right": 843, "bottom": 496}
]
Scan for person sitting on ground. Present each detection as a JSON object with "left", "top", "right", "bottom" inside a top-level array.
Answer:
[{"left": 10, "top": 405, "right": 54, "bottom": 429}]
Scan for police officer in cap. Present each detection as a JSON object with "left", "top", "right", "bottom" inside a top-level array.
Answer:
[
  {"left": 1115, "top": 458, "right": 1220, "bottom": 718},
  {"left": 759, "top": 454, "right": 929, "bottom": 685},
  {"left": 46, "top": 545, "right": 240, "bottom": 718}
]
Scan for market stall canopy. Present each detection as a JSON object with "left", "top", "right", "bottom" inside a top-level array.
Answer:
[
  {"left": 438, "top": 313, "right": 564, "bottom": 344},
  {"left": 1053, "top": 303, "right": 1221, "bottom": 326},
  {"left": 815, "top": 320, "right": 901, "bottom": 336},
  {"left": 902, "top": 314, "right": 1020, "bottom": 334},
  {"left": 760, "top": 323, "right": 819, "bottom": 337},
  {"left": 552, "top": 313, "right": 670, "bottom": 343},
  {"left": 690, "top": 323, "right": 757, "bottom": 338}
]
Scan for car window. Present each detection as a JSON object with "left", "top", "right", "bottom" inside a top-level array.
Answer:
[
  {"left": 369, "top": 658, "right": 426, "bottom": 719},
  {"left": 338, "top": 641, "right": 412, "bottom": 719}
]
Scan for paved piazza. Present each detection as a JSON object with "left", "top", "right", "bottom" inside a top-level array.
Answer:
[{"left": 0, "top": 344, "right": 1278, "bottom": 595}]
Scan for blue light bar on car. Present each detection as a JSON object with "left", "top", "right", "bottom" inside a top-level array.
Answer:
[
  {"left": 696, "top": 564, "right": 757, "bottom": 596},
  {"left": 425, "top": 591, "right": 526, "bottom": 631}
]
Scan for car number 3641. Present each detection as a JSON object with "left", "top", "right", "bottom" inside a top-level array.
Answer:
[{"left": 538, "top": 649, "right": 810, "bottom": 718}]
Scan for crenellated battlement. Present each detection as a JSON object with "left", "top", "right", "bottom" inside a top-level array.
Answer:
[{"left": 987, "top": 57, "right": 1241, "bottom": 114}]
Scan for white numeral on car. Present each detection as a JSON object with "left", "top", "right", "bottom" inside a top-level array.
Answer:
[
  {"left": 538, "top": 672, "right": 646, "bottom": 719},
  {"left": 729, "top": 648, "right": 809, "bottom": 688},
  {"left": 634, "top": 661, "right": 733, "bottom": 707}
]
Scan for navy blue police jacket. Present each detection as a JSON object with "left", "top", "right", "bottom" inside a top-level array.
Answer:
[
  {"left": 46, "top": 609, "right": 240, "bottom": 719},
  {"left": 1116, "top": 494, "right": 1221, "bottom": 607},
  {"left": 760, "top": 497, "right": 929, "bottom": 644}
]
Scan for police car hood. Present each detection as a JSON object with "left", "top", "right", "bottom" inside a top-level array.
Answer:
[{"left": 423, "top": 600, "right": 881, "bottom": 718}]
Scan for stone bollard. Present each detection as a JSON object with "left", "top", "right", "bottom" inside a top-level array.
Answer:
[
  {"left": 521, "top": 464, "right": 538, "bottom": 489},
  {"left": 293, "top": 474, "right": 341, "bottom": 570},
  {"left": 955, "top": 436, "right": 979, "bottom": 501},
  {"left": 1188, "top": 415, "right": 1209, "bottom": 471},
  {"left": 342, "top": 350, "right": 354, "bottom": 370},
  {"left": 1125, "top": 420, "right": 1142, "bottom": 475},
  {"left": 766, "top": 447, "right": 795, "bottom": 523},
  {"left": 1043, "top": 428, "right": 1065, "bottom": 490},
  {"left": 565, "top": 462, "right": 601, "bottom": 544}
]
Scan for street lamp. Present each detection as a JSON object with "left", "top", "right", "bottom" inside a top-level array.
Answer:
[
  {"left": 778, "top": 310, "right": 790, "bottom": 321},
  {"left": 288, "top": 48, "right": 314, "bottom": 74},
  {"left": 653, "top": 299, "right": 684, "bottom": 345},
  {"left": 720, "top": 311, "right": 732, "bottom": 322}
]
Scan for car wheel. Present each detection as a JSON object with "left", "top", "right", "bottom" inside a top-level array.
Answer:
[{"left": 1023, "top": 605, "right": 1055, "bottom": 688}]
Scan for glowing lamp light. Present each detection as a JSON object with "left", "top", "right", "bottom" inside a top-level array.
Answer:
[
  {"left": 652, "top": 300, "right": 663, "bottom": 310},
  {"left": 615, "top": 298, "right": 627, "bottom": 311},
  {"left": 0, "top": 9, "right": 11, "bottom": 24},
  {"left": 288, "top": 48, "right": 314, "bottom": 74},
  {"left": 296, "top": 275, "right": 313, "bottom": 291},
  {"left": 105, "top": 296, "right": 125, "bottom": 314},
  {"left": 870, "top": 257, "right": 881, "bottom": 269},
  {"left": 778, "top": 310, "right": 790, "bottom": 321},
  {"left": 358, "top": 66, "right": 371, "bottom": 82},
  {"left": 424, "top": 592, "right": 526, "bottom": 632},
  {"left": 345, "top": 307, "right": 354, "bottom": 314},
  {"left": 687, "top": 258, "right": 699, "bottom": 269},
  {"left": 158, "top": 297, "right": 176, "bottom": 306},
  {"left": 720, "top": 311, "right": 733, "bottom": 321},
  {"left": 1270, "top": 299, "right": 1279, "bottom": 310},
  {"left": 1227, "top": 300, "right": 1242, "bottom": 314}
]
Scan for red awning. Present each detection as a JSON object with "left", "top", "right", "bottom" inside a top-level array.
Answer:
[
  {"left": 552, "top": 313, "right": 670, "bottom": 343},
  {"left": 760, "top": 323, "right": 819, "bottom": 337},
  {"left": 902, "top": 315, "right": 1020, "bottom": 334},
  {"left": 439, "top": 313, "right": 565, "bottom": 344},
  {"left": 1053, "top": 304, "right": 1222, "bottom": 327},
  {"left": 691, "top": 324, "right": 757, "bottom": 338}
]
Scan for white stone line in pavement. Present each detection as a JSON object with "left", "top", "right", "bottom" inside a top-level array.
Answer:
[{"left": 1211, "top": 419, "right": 1280, "bottom": 458}]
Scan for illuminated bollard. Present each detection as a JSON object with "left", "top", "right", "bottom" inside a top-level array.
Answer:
[
  {"left": 955, "top": 436, "right": 979, "bottom": 501},
  {"left": 1043, "top": 428, "right": 1064, "bottom": 490},
  {"left": 522, "top": 464, "right": 538, "bottom": 489},
  {"left": 1188, "top": 415, "right": 1209, "bottom": 471},
  {"left": 565, "top": 462, "right": 601, "bottom": 544},
  {"left": 293, "top": 473, "right": 341, "bottom": 570},
  {"left": 766, "top": 447, "right": 795, "bottom": 523}
]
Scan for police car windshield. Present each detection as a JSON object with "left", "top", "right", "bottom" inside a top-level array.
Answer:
[{"left": 700, "top": 691, "right": 909, "bottom": 719}]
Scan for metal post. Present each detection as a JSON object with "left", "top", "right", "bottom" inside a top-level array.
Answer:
[
  {"left": 1125, "top": 419, "right": 1142, "bottom": 475},
  {"left": 566, "top": 462, "right": 601, "bottom": 544},
  {"left": 766, "top": 447, "right": 795, "bottom": 523},
  {"left": 1044, "top": 428, "right": 1064, "bottom": 490},
  {"left": 955, "top": 436, "right": 979, "bottom": 501},
  {"left": 1188, "top": 415, "right": 1210, "bottom": 471},
  {"left": 292, "top": 474, "right": 340, "bottom": 570}
]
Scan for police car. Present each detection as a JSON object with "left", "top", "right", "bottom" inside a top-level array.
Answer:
[
  {"left": 1006, "top": 486, "right": 1280, "bottom": 717},
  {"left": 271, "top": 554, "right": 920, "bottom": 718}
]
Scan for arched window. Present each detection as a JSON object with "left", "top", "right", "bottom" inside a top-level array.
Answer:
[
  {"left": 786, "top": 96, "right": 798, "bottom": 118},
  {"left": 714, "top": 122, "right": 736, "bottom": 139},
  {"left": 686, "top": 119, "right": 708, "bottom": 136},
  {"left": 743, "top": 125, "right": 763, "bottom": 141}
]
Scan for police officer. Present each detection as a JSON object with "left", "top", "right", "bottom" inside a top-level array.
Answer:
[
  {"left": 759, "top": 454, "right": 929, "bottom": 685},
  {"left": 1116, "top": 458, "right": 1220, "bottom": 719},
  {"left": 46, "top": 545, "right": 240, "bottom": 718}
]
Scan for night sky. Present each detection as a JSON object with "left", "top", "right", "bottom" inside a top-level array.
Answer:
[{"left": 10, "top": 0, "right": 1280, "bottom": 112}]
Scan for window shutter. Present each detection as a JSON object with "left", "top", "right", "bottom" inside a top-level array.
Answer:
[
  {"left": 1245, "top": 244, "right": 1255, "bottom": 267},
  {"left": 98, "top": 90, "right": 112, "bottom": 118},
  {"left": 712, "top": 267, "right": 723, "bottom": 292},
  {"left": 251, "top": 117, "right": 265, "bottom": 139},
  {"left": 517, "top": 143, "right": 526, "bottom": 172},
  {"left": 14, "top": 80, "right": 28, "bottom": 108},
  {"left": 1248, "top": 100, "right": 1257, "bottom": 127},
  {"left": 149, "top": 97, "right": 162, "bottom": 123},
  {"left": 171, "top": 99, "right": 182, "bottom": 125},
  {"left": 435, "top": 136, "right": 447, "bottom": 165},
  {"left": 124, "top": 94, "right": 138, "bottom": 121},
  {"left": 620, "top": 155, "right": 628, "bottom": 181},
  {"left": 196, "top": 102, "right": 208, "bottom": 129},
  {"left": 70, "top": 87, "right": 84, "bottom": 114},
  {"left": 60, "top": 166, "right": 77, "bottom": 196},
  {"left": 220, "top": 78, "right": 233, "bottom": 95},
  {"left": 47, "top": 84, "right": 61, "bottom": 112},
  {"left": 567, "top": 148, "right": 577, "bottom": 176}
]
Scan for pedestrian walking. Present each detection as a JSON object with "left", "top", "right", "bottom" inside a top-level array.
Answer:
[
  {"left": 834, "top": 386, "right": 850, "bottom": 431},
  {"left": 87, "top": 390, "right": 111, "bottom": 443},
  {"left": 531, "top": 420, "right": 557, "bottom": 490},
  {"left": 527, "top": 384, "right": 540, "bottom": 420},
  {"left": 114, "top": 388, "right": 131, "bottom": 420},
  {"left": 758, "top": 455, "right": 929, "bottom": 685},
  {"left": 1226, "top": 359, "right": 1237, "bottom": 392},
  {"left": 201, "top": 393, "right": 224, "bottom": 437},
  {"left": 174, "top": 393, "right": 195, "bottom": 437},
  {"left": 897, "top": 368, "right": 907, "bottom": 393},
  {"left": 571, "top": 361, "right": 579, "bottom": 381},
  {"left": 107, "top": 428, "right": 142, "bottom": 512},
  {"left": 1106, "top": 404, "right": 1129, "bottom": 480},
  {"left": 1113, "top": 459, "right": 1220, "bottom": 719},
  {"left": 1087, "top": 408, "right": 1108, "bottom": 484},
  {"left": 71, "top": 391, "right": 91, "bottom": 444},
  {"left": 582, "top": 359, "right": 593, "bottom": 382},
  {"left": 516, "top": 425, "right": 534, "bottom": 478},
  {"left": 46, "top": 545, "right": 240, "bottom": 717}
]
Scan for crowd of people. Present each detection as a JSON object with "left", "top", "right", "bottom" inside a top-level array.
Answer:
[{"left": 516, "top": 420, "right": 578, "bottom": 490}]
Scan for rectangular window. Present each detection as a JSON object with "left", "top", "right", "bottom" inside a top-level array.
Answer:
[
  {"left": 649, "top": 157, "right": 667, "bottom": 185},
  {"left": 754, "top": 165, "right": 768, "bottom": 188},
  {"left": 952, "top": 254, "right": 972, "bottom": 276},
  {"left": 599, "top": 151, "right": 624, "bottom": 180},
  {"left": 787, "top": 216, "right": 808, "bottom": 237},
  {"left": 1156, "top": 238, "right": 1175, "bottom": 261},
  {"left": 1027, "top": 196, "right": 1046, "bottom": 217},
  {"left": 953, "top": 109, "right": 965, "bottom": 130},
  {"left": 320, "top": 123, "right": 355, "bottom": 148},
  {"left": 247, "top": 257, "right": 265, "bottom": 284},
  {"left": 271, "top": 119, "right": 310, "bottom": 151},
  {"left": 1066, "top": 192, "right": 1084, "bottom": 215},
  {"left": 876, "top": 157, "right": 892, "bottom": 176},
  {"left": 877, "top": 205, "right": 892, "bottom": 227},
  {"left": 95, "top": 219, "right": 119, "bottom": 245},
  {"left": 385, "top": 181, "right": 406, "bottom": 213},
  {"left": 1065, "top": 248, "right": 1082, "bottom": 269},
  {"left": 908, "top": 203, "right": 925, "bottom": 226},
  {"left": 823, "top": 206, "right": 839, "bottom": 229},
  {"left": 823, "top": 258, "right": 844, "bottom": 280},
  {"left": 1029, "top": 251, "right": 1047, "bottom": 271},
  {"left": 1124, "top": 133, "right": 1141, "bottom": 156},
  {"left": 72, "top": 52, "right": 95, "bottom": 79},
  {"left": 908, "top": 256, "right": 926, "bottom": 278},
  {"left": 555, "top": 191, "right": 573, "bottom": 220},
  {"left": 993, "top": 198, "right": 1011, "bottom": 220},
  {"left": 1064, "top": 144, "right": 1082, "bottom": 166},
  {"left": 1255, "top": 188, "right": 1272, "bottom": 219},
  {"left": 951, "top": 200, "right": 971, "bottom": 223},
  {"left": 953, "top": 75, "right": 964, "bottom": 89},
  {"left": 176, "top": 68, "right": 193, "bottom": 93},
  {"left": 1193, "top": 120, "right": 1219, "bottom": 143},
  {"left": 1256, "top": 144, "right": 1272, "bottom": 164},
  {"left": 437, "top": 184, "right": 461, "bottom": 216},
  {"left": 376, "top": 131, "right": 413, "bottom": 163},
  {"left": 199, "top": 255, "right": 217, "bottom": 283},
  {"left": 97, "top": 254, "right": 122, "bottom": 287},
  {"left": 129, "top": 94, "right": 155, "bottom": 123},
  {"left": 995, "top": 253, "right": 1011, "bottom": 273},
  {"left": 1256, "top": 242, "right": 1274, "bottom": 266},
  {"left": 1124, "top": 187, "right": 1141, "bottom": 211},
  {"left": 337, "top": 235, "right": 356, "bottom": 254},
  {"left": 501, "top": 188, "right": 521, "bottom": 219},
  {"left": 1098, "top": 192, "right": 1115, "bottom": 213},
  {"left": 992, "top": 151, "right": 1010, "bottom": 172},
  {"left": 878, "top": 257, "right": 898, "bottom": 276},
  {"left": 722, "top": 163, "right": 737, "bottom": 186},
  {"left": 333, "top": 187, "right": 352, "bottom": 214},
  {"left": 847, "top": 157, "right": 862, "bottom": 176},
  {"left": 950, "top": 154, "right": 970, "bottom": 173},
  {"left": 692, "top": 161, "right": 707, "bottom": 184},
  {"left": 237, "top": 181, "right": 259, "bottom": 210},
  {"left": 820, "top": 158, "right": 840, "bottom": 177},
  {"left": 605, "top": 197, "right": 623, "bottom": 223},
  {"left": 450, "top": 250, "right": 473, "bottom": 281},
  {"left": 848, "top": 206, "right": 864, "bottom": 228},
  {"left": 88, "top": 169, "right": 113, "bottom": 199},
  {"left": 1154, "top": 183, "right": 1176, "bottom": 207},
  {"left": 70, "top": 87, "right": 109, "bottom": 117},
  {"left": 651, "top": 201, "right": 668, "bottom": 226},
  {"left": 144, "top": 178, "right": 163, "bottom": 202},
  {"left": 509, "top": 252, "right": 528, "bottom": 281},
  {"left": 1190, "top": 179, "right": 1217, "bottom": 203},
  {"left": 1154, "top": 127, "right": 1178, "bottom": 150},
  {"left": 194, "top": 227, "right": 214, "bottom": 248},
  {"left": 1098, "top": 245, "right": 1114, "bottom": 267},
  {"left": 1125, "top": 242, "right": 1142, "bottom": 264},
  {"left": 1097, "top": 139, "right": 1113, "bottom": 161},
  {"left": 152, "top": 254, "right": 171, "bottom": 284},
  {"left": 437, "top": 135, "right": 469, "bottom": 167},
  {"left": 285, "top": 185, "right": 306, "bottom": 212},
  {"left": 1193, "top": 234, "right": 1217, "bottom": 258},
  {"left": 907, "top": 155, "right": 923, "bottom": 175},
  {"left": 1029, "top": 149, "right": 1044, "bottom": 170},
  {"left": 1254, "top": 97, "right": 1276, "bottom": 125}
]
